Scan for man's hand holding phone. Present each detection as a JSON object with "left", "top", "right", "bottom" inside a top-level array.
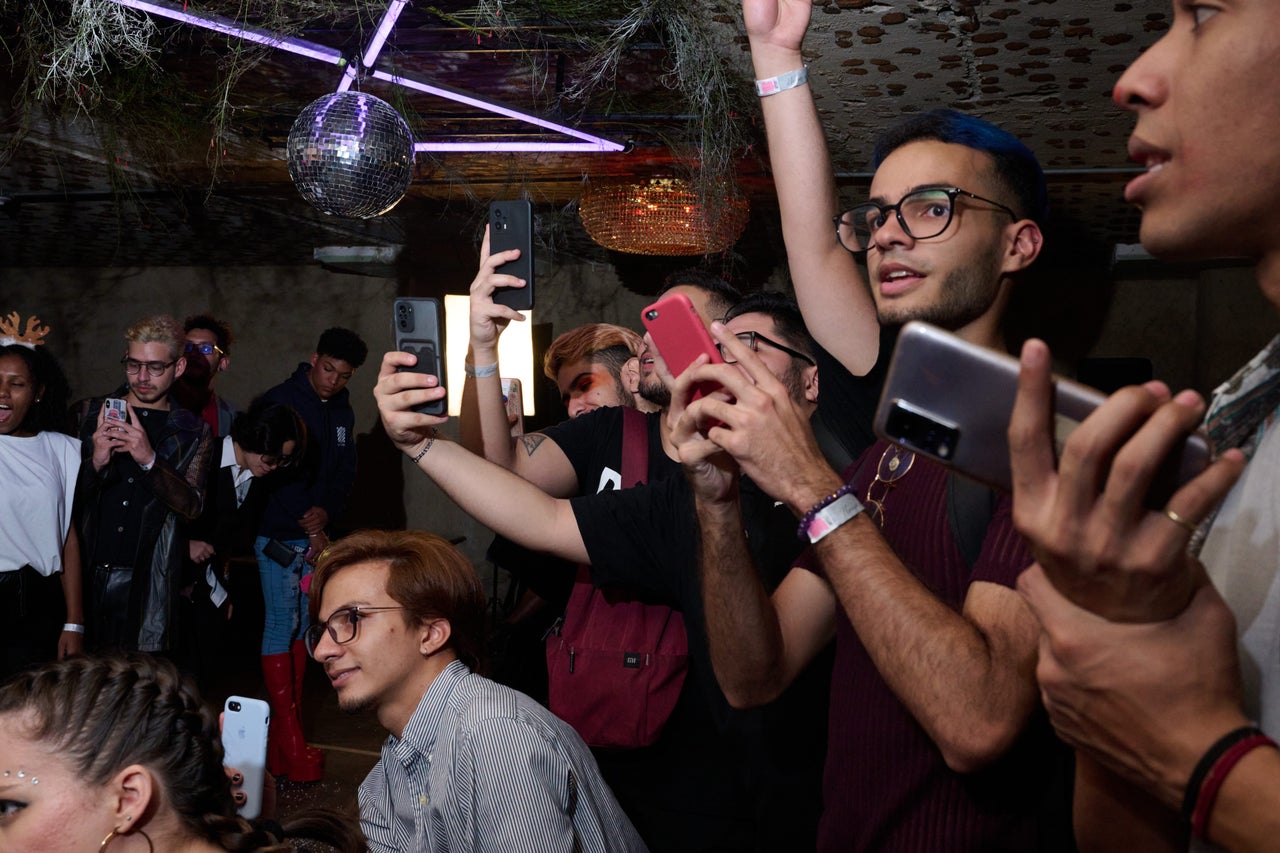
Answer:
[
  {"left": 92, "top": 399, "right": 155, "bottom": 471},
  {"left": 469, "top": 225, "right": 528, "bottom": 362},
  {"left": 1008, "top": 338, "right": 1247, "bottom": 623},
  {"left": 375, "top": 350, "right": 449, "bottom": 455},
  {"left": 681, "top": 322, "right": 837, "bottom": 512}
]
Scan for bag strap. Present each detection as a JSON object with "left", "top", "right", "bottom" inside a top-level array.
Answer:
[
  {"left": 946, "top": 471, "right": 998, "bottom": 572},
  {"left": 621, "top": 406, "right": 650, "bottom": 487}
]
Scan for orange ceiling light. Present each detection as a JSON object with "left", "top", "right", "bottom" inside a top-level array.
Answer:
[{"left": 579, "top": 177, "right": 749, "bottom": 256}]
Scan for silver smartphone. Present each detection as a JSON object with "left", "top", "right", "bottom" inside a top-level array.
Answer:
[
  {"left": 873, "top": 322, "right": 1212, "bottom": 507},
  {"left": 222, "top": 696, "right": 270, "bottom": 819},
  {"left": 393, "top": 297, "right": 446, "bottom": 417}
]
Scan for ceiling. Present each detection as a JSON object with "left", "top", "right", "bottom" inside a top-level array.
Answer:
[{"left": 0, "top": 0, "right": 1164, "bottom": 271}]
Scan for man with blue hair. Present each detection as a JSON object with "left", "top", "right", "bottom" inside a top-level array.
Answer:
[{"left": 666, "top": 1, "right": 1073, "bottom": 849}]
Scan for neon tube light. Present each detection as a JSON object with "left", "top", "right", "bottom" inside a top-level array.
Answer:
[
  {"left": 373, "top": 70, "right": 625, "bottom": 151},
  {"left": 416, "top": 141, "right": 622, "bottom": 152},
  {"left": 111, "top": 0, "right": 345, "bottom": 65}
]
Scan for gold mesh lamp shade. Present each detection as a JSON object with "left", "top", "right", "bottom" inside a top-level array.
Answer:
[{"left": 579, "top": 177, "right": 750, "bottom": 256}]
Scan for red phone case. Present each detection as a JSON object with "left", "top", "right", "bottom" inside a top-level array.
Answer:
[{"left": 640, "top": 292, "right": 724, "bottom": 401}]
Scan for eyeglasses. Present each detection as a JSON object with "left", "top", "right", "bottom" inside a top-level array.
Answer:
[
  {"left": 834, "top": 186, "right": 1017, "bottom": 253},
  {"left": 259, "top": 452, "right": 294, "bottom": 470},
  {"left": 122, "top": 357, "right": 178, "bottom": 376},
  {"left": 865, "top": 445, "right": 915, "bottom": 527},
  {"left": 184, "top": 342, "right": 224, "bottom": 357},
  {"left": 304, "top": 605, "right": 408, "bottom": 658},
  {"left": 716, "top": 331, "right": 816, "bottom": 366}
]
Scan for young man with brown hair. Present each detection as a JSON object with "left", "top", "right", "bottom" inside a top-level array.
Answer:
[{"left": 306, "top": 529, "right": 646, "bottom": 853}]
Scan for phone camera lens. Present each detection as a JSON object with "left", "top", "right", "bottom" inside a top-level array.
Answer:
[
  {"left": 645, "top": 310, "right": 658, "bottom": 321},
  {"left": 229, "top": 701, "right": 241, "bottom": 712}
]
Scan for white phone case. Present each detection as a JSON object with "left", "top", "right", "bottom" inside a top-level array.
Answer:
[{"left": 222, "top": 696, "right": 270, "bottom": 819}]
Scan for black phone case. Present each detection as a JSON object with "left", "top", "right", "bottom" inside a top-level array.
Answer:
[
  {"left": 263, "top": 538, "right": 298, "bottom": 567},
  {"left": 489, "top": 200, "right": 534, "bottom": 310},
  {"left": 393, "top": 297, "right": 446, "bottom": 417}
]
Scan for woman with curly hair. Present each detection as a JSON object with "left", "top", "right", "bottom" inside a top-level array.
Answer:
[{"left": 0, "top": 653, "right": 365, "bottom": 853}]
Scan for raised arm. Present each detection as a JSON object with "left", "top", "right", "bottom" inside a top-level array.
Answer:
[
  {"left": 375, "top": 351, "right": 587, "bottom": 564},
  {"left": 458, "top": 225, "right": 527, "bottom": 465},
  {"left": 744, "top": 0, "right": 880, "bottom": 374},
  {"left": 455, "top": 229, "right": 581, "bottom": 497}
]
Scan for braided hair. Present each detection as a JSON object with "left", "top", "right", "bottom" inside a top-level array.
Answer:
[{"left": 0, "top": 654, "right": 288, "bottom": 852}]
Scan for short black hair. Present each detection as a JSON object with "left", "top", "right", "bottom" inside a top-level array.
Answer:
[
  {"left": 872, "top": 108, "right": 1048, "bottom": 225},
  {"left": 231, "top": 398, "right": 306, "bottom": 465},
  {"left": 315, "top": 327, "right": 368, "bottom": 368},
  {"left": 183, "top": 314, "right": 233, "bottom": 353},
  {"left": 724, "top": 292, "right": 817, "bottom": 362},
  {"left": 659, "top": 269, "right": 743, "bottom": 322}
]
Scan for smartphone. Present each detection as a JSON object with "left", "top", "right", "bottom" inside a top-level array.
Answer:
[
  {"left": 221, "top": 696, "right": 270, "bottom": 819},
  {"left": 104, "top": 398, "right": 128, "bottom": 423},
  {"left": 393, "top": 297, "right": 446, "bottom": 417},
  {"left": 641, "top": 292, "right": 724, "bottom": 401},
  {"left": 873, "top": 321, "right": 1213, "bottom": 507},
  {"left": 502, "top": 377, "right": 525, "bottom": 436},
  {"left": 488, "top": 200, "right": 534, "bottom": 310}
]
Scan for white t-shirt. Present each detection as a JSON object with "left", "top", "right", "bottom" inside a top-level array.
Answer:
[{"left": 0, "top": 430, "right": 82, "bottom": 576}]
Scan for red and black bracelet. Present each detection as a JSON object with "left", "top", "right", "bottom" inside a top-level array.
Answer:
[{"left": 1181, "top": 724, "right": 1279, "bottom": 841}]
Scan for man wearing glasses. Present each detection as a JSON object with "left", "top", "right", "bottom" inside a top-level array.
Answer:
[
  {"left": 306, "top": 529, "right": 646, "bottom": 852},
  {"left": 177, "top": 313, "right": 239, "bottom": 437},
  {"left": 665, "top": 1, "right": 1072, "bottom": 850},
  {"left": 75, "top": 314, "right": 213, "bottom": 653},
  {"left": 375, "top": 294, "right": 835, "bottom": 849}
]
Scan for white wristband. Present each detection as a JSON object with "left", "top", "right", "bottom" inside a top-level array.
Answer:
[
  {"left": 805, "top": 492, "right": 865, "bottom": 543},
  {"left": 139, "top": 454, "right": 156, "bottom": 472},
  {"left": 465, "top": 361, "right": 498, "bottom": 379},
  {"left": 755, "top": 66, "right": 808, "bottom": 97},
  {"left": 62, "top": 623, "right": 85, "bottom": 634}
]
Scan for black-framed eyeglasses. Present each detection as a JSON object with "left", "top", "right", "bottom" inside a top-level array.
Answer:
[
  {"left": 716, "top": 331, "right": 816, "bottom": 366},
  {"left": 865, "top": 445, "right": 915, "bottom": 528},
  {"left": 184, "top": 342, "right": 224, "bottom": 357},
  {"left": 258, "top": 452, "right": 295, "bottom": 470},
  {"left": 304, "top": 605, "right": 408, "bottom": 658},
  {"left": 833, "top": 186, "right": 1017, "bottom": 253},
  {"left": 121, "top": 357, "right": 178, "bottom": 376}
]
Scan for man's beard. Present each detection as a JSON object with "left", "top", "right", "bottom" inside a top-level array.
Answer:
[
  {"left": 638, "top": 373, "right": 670, "bottom": 408},
  {"left": 875, "top": 249, "right": 1003, "bottom": 332}
]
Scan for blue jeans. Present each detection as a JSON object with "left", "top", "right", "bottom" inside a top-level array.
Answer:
[{"left": 254, "top": 536, "right": 312, "bottom": 655}]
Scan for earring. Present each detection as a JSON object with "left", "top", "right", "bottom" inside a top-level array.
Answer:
[{"left": 99, "top": 828, "right": 154, "bottom": 852}]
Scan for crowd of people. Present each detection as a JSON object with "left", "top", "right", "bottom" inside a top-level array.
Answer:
[{"left": 3, "top": 0, "right": 1279, "bottom": 849}]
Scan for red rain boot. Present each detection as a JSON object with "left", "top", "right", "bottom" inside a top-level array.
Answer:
[
  {"left": 291, "top": 639, "right": 324, "bottom": 766},
  {"left": 261, "top": 652, "right": 324, "bottom": 782}
]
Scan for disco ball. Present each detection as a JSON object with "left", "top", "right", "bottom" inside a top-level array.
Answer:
[{"left": 287, "top": 91, "right": 415, "bottom": 219}]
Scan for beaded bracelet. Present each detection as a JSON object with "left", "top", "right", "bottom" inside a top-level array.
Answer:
[{"left": 796, "top": 481, "right": 859, "bottom": 542}]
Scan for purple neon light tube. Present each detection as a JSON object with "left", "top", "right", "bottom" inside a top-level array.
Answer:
[
  {"left": 110, "top": 0, "right": 345, "bottom": 65},
  {"left": 373, "top": 70, "right": 625, "bottom": 152}
]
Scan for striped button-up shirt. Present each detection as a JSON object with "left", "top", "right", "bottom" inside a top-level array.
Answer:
[{"left": 359, "top": 659, "right": 648, "bottom": 852}]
